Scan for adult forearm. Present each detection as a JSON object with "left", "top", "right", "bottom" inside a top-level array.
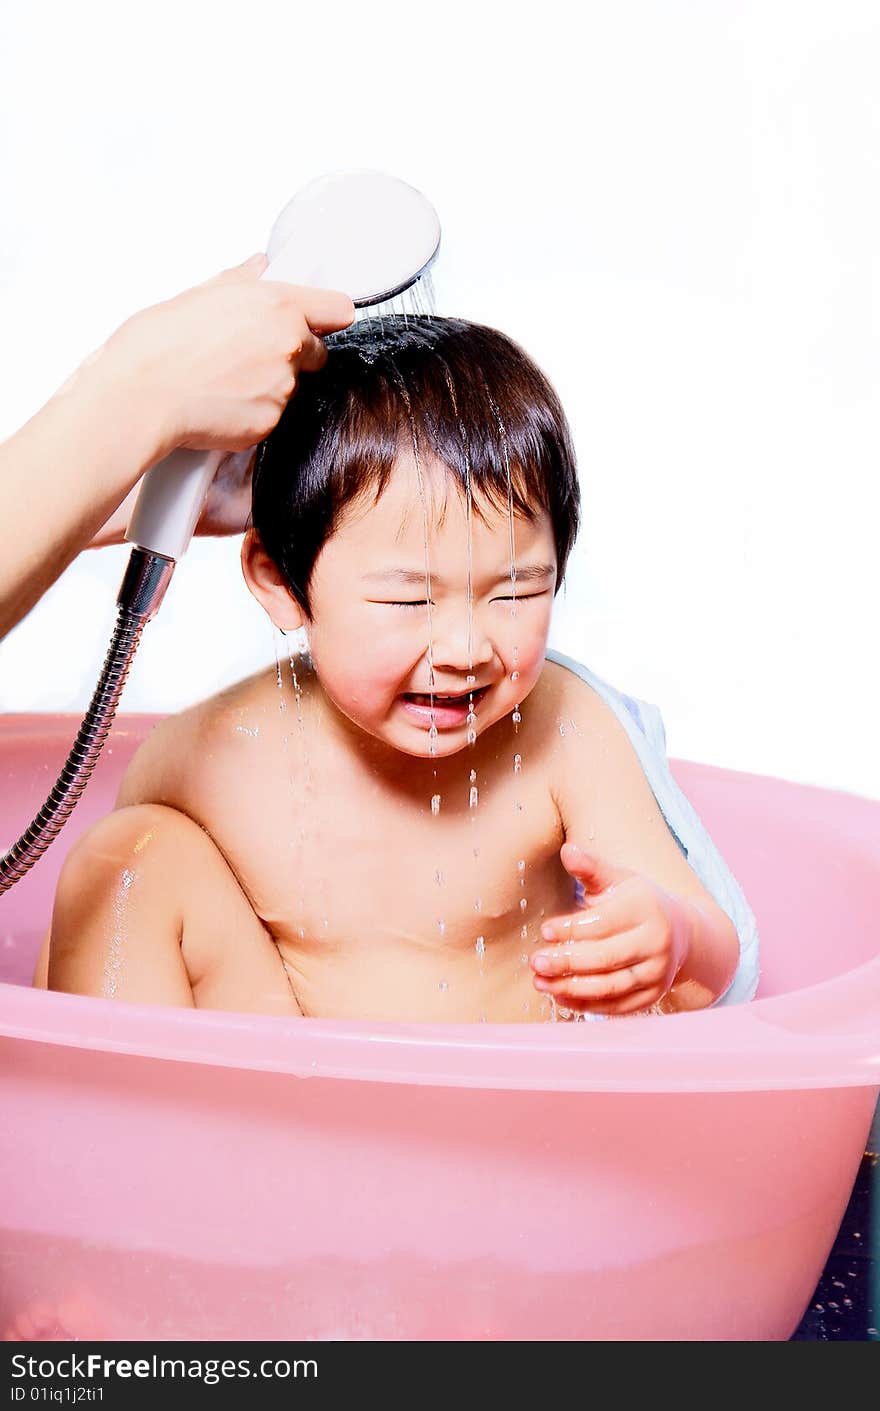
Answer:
[{"left": 0, "top": 356, "right": 162, "bottom": 640}]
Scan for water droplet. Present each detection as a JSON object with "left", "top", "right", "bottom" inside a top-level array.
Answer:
[
  {"left": 517, "top": 858, "right": 525, "bottom": 872},
  {"left": 469, "top": 769, "right": 477, "bottom": 783},
  {"left": 558, "top": 721, "right": 567, "bottom": 737},
  {"left": 475, "top": 935, "right": 485, "bottom": 957},
  {"left": 510, "top": 669, "right": 520, "bottom": 682},
  {"left": 467, "top": 727, "right": 477, "bottom": 745},
  {"left": 520, "top": 897, "right": 527, "bottom": 911},
  {"left": 474, "top": 898, "right": 482, "bottom": 912},
  {"left": 513, "top": 753, "right": 522, "bottom": 774},
  {"left": 521, "top": 926, "right": 528, "bottom": 941},
  {"left": 512, "top": 709, "right": 522, "bottom": 726},
  {"left": 431, "top": 794, "right": 441, "bottom": 816},
  {"left": 438, "top": 979, "right": 449, "bottom": 992},
  {"left": 321, "top": 917, "right": 329, "bottom": 929},
  {"left": 520, "top": 952, "right": 528, "bottom": 963},
  {"left": 466, "top": 674, "right": 476, "bottom": 688},
  {"left": 435, "top": 869, "right": 444, "bottom": 887},
  {"left": 438, "top": 919, "right": 446, "bottom": 936}
]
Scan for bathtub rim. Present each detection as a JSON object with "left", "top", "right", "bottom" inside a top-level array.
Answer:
[{"left": 1, "top": 960, "right": 878, "bottom": 1093}]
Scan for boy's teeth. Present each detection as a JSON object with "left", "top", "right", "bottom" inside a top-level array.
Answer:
[{"left": 408, "top": 690, "right": 479, "bottom": 703}]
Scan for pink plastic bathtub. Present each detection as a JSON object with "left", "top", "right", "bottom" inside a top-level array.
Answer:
[{"left": 1, "top": 714, "right": 878, "bottom": 1342}]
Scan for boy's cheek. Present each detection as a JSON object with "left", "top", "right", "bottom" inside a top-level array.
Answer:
[{"left": 505, "top": 622, "right": 552, "bottom": 686}]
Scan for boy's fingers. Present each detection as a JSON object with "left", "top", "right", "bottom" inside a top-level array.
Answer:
[
  {"left": 531, "top": 933, "right": 645, "bottom": 977},
  {"left": 560, "top": 842, "right": 631, "bottom": 897},
  {"left": 533, "top": 963, "right": 655, "bottom": 1001},
  {"left": 557, "top": 987, "right": 662, "bottom": 1019},
  {"left": 540, "top": 910, "right": 606, "bottom": 942}
]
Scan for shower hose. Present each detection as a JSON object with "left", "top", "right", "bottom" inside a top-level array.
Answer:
[{"left": 0, "top": 548, "right": 175, "bottom": 894}]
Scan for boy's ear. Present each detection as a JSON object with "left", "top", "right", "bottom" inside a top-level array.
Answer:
[{"left": 241, "top": 529, "right": 306, "bottom": 630}]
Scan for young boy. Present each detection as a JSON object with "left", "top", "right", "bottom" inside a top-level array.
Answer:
[{"left": 38, "top": 317, "right": 759, "bottom": 1022}]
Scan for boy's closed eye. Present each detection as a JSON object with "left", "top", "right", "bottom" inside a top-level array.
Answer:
[{"left": 372, "top": 593, "right": 551, "bottom": 608}]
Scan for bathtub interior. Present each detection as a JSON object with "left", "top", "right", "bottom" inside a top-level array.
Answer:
[
  {"left": 1, "top": 715, "right": 879, "bottom": 1342},
  {"left": 2, "top": 712, "right": 880, "bottom": 999}
]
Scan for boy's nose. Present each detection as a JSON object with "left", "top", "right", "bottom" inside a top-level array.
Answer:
[{"left": 428, "top": 612, "right": 494, "bottom": 673}]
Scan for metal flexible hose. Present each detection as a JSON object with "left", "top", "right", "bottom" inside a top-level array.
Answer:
[{"left": 0, "top": 548, "right": 175, "bottom": 894}]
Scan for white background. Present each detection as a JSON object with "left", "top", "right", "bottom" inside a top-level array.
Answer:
[{"left": 1, "top": 0, "right": 878, "bottom": 799}]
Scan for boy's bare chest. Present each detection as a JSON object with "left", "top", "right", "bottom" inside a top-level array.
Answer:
[{"left": 208, "top": 743, "right": 572, "bottom": 957}]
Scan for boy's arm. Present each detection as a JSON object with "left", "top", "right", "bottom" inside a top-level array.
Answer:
[
  {"left": 114, "top": 710, "right": 201, "bottom": 815},
  {"left": 551, "top": 682, "right": 739, "bottom": 1011}
]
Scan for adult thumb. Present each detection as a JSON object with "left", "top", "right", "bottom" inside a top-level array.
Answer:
[{"left": 210, "top": 252, "right": 268, "bottom": 283}]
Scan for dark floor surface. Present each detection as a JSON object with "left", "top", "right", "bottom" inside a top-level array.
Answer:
[{"left": 790, "top": 1099, "right": 878, "bottom": 1340}]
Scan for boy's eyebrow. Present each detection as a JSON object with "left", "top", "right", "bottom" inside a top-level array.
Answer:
[{"left": 362, "top": 564, "right": 557, "bottom": 588}]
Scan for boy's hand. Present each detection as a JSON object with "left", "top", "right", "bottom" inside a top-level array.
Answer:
[{"left": 530, "top": 842, "right": 691, "bottom": 1015}]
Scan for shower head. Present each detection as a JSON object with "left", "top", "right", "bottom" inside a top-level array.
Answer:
[
  {"left": 125, "top": 171, "right": 441, "bottom": 563},
  {"left": 264, "top": 170, "right": 441, "bottom": 307}
]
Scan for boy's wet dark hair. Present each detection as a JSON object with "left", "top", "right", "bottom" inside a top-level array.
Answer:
[{"left": 251, "top": 315, "right": 580, "bottom": 614}]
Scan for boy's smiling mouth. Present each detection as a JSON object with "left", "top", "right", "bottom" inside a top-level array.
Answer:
[{"left": 399, "top": 685, "right": 490, "bottom": 728}]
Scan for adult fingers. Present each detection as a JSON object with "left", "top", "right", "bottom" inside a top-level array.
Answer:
[
  {"left": 206, "top": 253, "right": 269, "bottom": 283},
  {"left": 268, "top": 281, "right": 356, "bottom": 335},
  {"left": 292, "top": 327, "right": 329, "bottom": 375}
]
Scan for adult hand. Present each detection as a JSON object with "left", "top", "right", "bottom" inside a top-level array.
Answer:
[
  {"left": 102, "top": 254, "right": 355, "bottom": 462},
  {"left": 0, "top": 257, "right": 354, "bottom": 637},
  {"left": 85, "top": 257, "right": 356, "bottom": 547}
]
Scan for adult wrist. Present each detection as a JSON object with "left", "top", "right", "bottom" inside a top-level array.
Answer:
[{"left": 60, "top": 330, "right": 171, "bottom": 479}]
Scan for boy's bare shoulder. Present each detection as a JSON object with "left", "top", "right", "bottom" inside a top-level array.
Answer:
[
  {"left": 536, "top": 654, "right": 648, "bottom": 806},
  {"left": 115, "top": 665, "right": 276, "bottom": 814},
  {"left": 533, "top": 657, "right": 611, "bottom": 737}
]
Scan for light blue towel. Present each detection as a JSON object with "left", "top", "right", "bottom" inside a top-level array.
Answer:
[{"left": 547, "top": 648, "right": 760, "bottom": 1006}]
